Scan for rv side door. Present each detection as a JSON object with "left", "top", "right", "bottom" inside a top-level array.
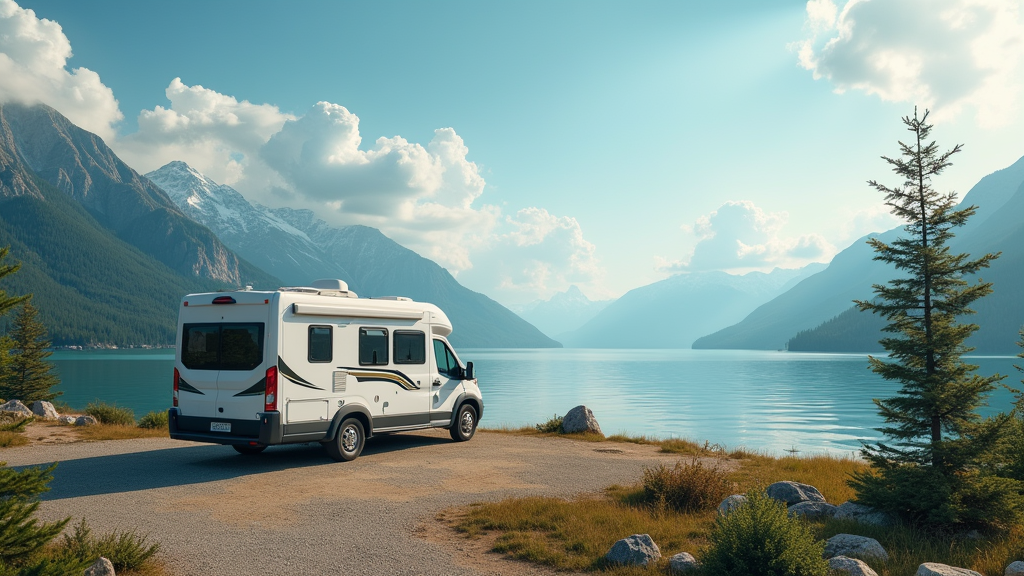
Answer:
[{"left": 429, "top": 337, "right": 464, "bottom": 424}]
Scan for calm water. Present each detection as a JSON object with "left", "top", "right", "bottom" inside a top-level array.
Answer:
[{"left": 49, "top": 348, "right": 1021, "bottom": 455}]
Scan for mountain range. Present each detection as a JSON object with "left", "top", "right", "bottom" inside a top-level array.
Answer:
[
  {"left": 513, "top": 285, "right": 612, "bottom": 338},
  {"left": 695, "top": 154, "right": 1024, "bottom": 354},
  {"left": 145, "top": 162, "right": 559, "bottom": 349}
]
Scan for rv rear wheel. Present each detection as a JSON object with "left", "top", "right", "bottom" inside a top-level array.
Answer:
[
  {"left": 450, "top": 404, "right": 477, "bottom": 442},
  {"left": 326, "top": 417, "right": 365, "bottom": 462},
  {"left": 233, "top": 444, "right": 266, "bottom": 455}
]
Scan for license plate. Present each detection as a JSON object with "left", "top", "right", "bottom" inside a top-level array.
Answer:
[{"left": 210, "top": 422, "right": 231, "bottom": 433}]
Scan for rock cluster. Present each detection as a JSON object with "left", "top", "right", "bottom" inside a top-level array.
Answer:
[
  {"left": 0, "top": 398, "right": 96, "bottom": 426},
  {"left": 561, "top": 405, "right": 602, "bottom": 434}
]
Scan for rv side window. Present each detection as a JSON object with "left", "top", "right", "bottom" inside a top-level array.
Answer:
[
  {"left": 359, "top": 328, "right": 389, "bottom": 365},
  {"left": 308, "top": 325, "right": 332, "bottom": 363},
  {"left": 393, "top": 331, "right": 425, "bottom": 364},
  {"left": 433, "top": 339, "right": 461, "bottom": 378},
  {"left": 182, "top": 323, "right": 265, "bottom": 371}
]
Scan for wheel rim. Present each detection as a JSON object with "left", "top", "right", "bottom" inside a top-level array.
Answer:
[
  {"left": 460, "top": 411, "right": 475, "bottom": 435},
  {"left": 341, "top": 425, "right": 359, "bottom": 453}
]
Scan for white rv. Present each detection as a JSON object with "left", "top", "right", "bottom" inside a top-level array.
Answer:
[{"left": 168, "top": 279, "right": 483, "bottom": 461}]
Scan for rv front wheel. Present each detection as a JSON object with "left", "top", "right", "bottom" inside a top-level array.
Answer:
[
  {"left": 450, "top": 404, "right": 477, "bottom": 442},
  {"left": 326, "top": 418, "right": 365, "bottom": 462}
]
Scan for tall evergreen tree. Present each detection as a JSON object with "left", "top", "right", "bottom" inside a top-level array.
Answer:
[
  {"left": 1, "top": 301, "right": 60, "bottom": 403},
  {"left": 0, "top": 247, "right": 30, "bottom": 401},
  {"left": 850, "top": 108, "right": 1020, "bottom": 528}
]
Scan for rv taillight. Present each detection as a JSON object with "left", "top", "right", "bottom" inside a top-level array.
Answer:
[
  {"left": 173, "top": 367, "right": 180, "bottom": 407},
  {"left": 212, "top": 296, "right": 236, "bottom": 304},
  {"left": 264, "top": 366, "right": 278, "bottom": 412}
]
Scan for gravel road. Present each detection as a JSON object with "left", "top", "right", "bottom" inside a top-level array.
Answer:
[{"left": 2, "top": 430, "right": 690, "bottom": 576}]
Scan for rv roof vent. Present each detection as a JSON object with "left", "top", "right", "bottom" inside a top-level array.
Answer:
[
  {"left": 311, "top": 279, "right": 349, "bottom": 291},
  {"left": 373, "top": 296, "right": 412, "bottom": 301}
]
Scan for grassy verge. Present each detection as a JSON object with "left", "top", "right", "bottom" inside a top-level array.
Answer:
[
  {"left": 466, "top": 427, "right": 1022, "bottom": 575},
  {"left": 72, "top": 423, "right": 169, "bottom": 442}
]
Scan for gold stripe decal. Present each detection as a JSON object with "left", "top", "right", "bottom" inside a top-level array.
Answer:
[{"left": 341, "top": 368, "right": 419, "bottom": 390}]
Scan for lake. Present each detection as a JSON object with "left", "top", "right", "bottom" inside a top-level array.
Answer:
[{"left": 48, "top": 348, "right": 1022, "bottom": 455}]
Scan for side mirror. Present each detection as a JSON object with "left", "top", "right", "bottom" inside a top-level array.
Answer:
[{"left": 464, "top": 362, "right": 475, "bottom": 380}]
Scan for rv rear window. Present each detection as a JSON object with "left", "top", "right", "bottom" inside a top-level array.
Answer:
[
  {"left": 308, "top": 325, "right": 332, "bottom": 363},
  {"left": 182, "top": 323, "right": 265, "bottom": 371},
  {"left": 393, "top": 331, "right": 425, "bottom": 364},
  {"left": 359, "top": 328, "right": 388, "bottom": 365}
]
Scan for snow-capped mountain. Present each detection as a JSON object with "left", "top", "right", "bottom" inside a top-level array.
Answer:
[
  {"left": 515, "top": 285, "right": 613, "bottom": 338},
  {"left": 146, "top": 162, "right": 350, "bottom": 286},
  {"left": 146, "top": 161, "right": 559, "bottom": 348}
]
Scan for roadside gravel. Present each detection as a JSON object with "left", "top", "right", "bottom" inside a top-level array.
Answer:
[{"left": 1, "top": 430, "right": 703, "bottom": 576}]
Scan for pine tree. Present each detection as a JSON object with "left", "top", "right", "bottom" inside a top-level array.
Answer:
[
  {"left": 0, "top": 301, "right": 60, "bottom": 403},
  {"left": 0, "top": 246, "right": 30, "bottom": 404},
  {"left": 0, "top": 463, "right": 69, "bottom": 566},
  {"left": 850, "top": 108, "right": 1021, "bottom": 528}
]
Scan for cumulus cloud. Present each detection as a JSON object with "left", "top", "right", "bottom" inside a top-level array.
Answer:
[
  {"left": 0, "top": 0, "right": 122, "bottom": 140},
  {"left": 796, "top": 0, "right": 1024, "bottom": 127},
  {"left": 457, "top": 207, "right": 605, "bottom": 304},
  {"left": 663, "top": 201, "right": 834, "bottom": 273},
  {"left": 114, "top": 78, "right": 293, "bottom": 187}
]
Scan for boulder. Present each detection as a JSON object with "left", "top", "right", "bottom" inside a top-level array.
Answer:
[
  {"left": 788, "top": 500, "right": 838, "bottom": 519},
  {"left": 31, "top": 401, "right": 59, "bottom": 420},
  {"left": 0, "top": 400, "right": 33, "bottom": 417},
  {"left": 829, "top": 555, "right": 879, "bottom": 576},
  {"left": 562, "top": 405, "right": 602, "bottom": 434},
  {"left": 75, "top": 415, "right": 99, "bottom": 427},
  {"left": 916, "top": 563, "right": 982, "bottom": 576},
  {"left": 669, "top": 552, "right": 700, "bottom": 573},
  {"left": 1006, "top": 561, "right": 1024, "bottom": 576},
  {"left": 766, "top": 481, "right": 826, "bottom": 505},
  {"left": 605, "top": 534, "right": 661, "bottom": 566},
  {"left": 84, "top": 556, "right": 115, "bottom": 576},
  {"left": 718, "top": 494, "right": 747, "bottom": 515},
  {"left": 58, "top": 415, "right": 76, "bottom": 425},
  {"left": 823, "top": 534, "right": 889, "bottom": 562},
  {"left": 834, "top": 501, "right": 894, "bottom": 527}
]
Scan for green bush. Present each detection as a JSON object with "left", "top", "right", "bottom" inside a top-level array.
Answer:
[
  {"left": 137, "top": 411, "right": 168, "bottom": 430},
  {"left": 641, "top": 459, "right": 732, "bottom": 513},
  {"left": 701, "top": 489, "right": 829, "bottom": 576},
  {"left": 56, "top": 520, "right": 160, "bottom": 573},
  {"left": 84, "top": 402, "right": 134, "bottom": 426},
  {"left": 0, "top": 463, "right": 69, "bottom": 568},
  {"left": 535, "top": 415, "right": 563, "bottom": 434},
  {"left": 0, "top": 414, "right": 33, "bottom": 432}
]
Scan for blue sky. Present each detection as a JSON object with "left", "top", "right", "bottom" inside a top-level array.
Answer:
[{"left": 4, "top": 0, "right": 1024, "bottom": 305}]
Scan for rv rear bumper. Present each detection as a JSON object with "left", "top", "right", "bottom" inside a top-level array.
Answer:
[{"left": 168, "top": 408, "right": 282, "bottom": 446}]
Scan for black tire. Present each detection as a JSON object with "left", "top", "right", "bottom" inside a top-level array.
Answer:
[
  {"left": 232, "top": 444, "right": 266, "bottom": 455},
  {"left": 450, "top": 404, "right": 477, "bottom": 442},
  {"left": 325, "top": 417, "right": 365, "bottom": 462}
]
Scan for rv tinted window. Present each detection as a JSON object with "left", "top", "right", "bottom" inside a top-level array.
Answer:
[
  {"left": 182, "top": 323, "right": 265, "bottom": 371},
  {"left": 393, "top": 331, "right": 425, "bottom": 364},
  {"left": 433, "top": 339, "right": 461, "bottom": 378},
  {"left": 359, "top": 328, "right": 388, "bottom": 365},
  {"left": 309, "top": 325, "right": 332, "bottom": 363}
]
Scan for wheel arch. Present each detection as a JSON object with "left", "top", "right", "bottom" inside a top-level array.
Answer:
[
  {"left": 326, "top": 404, "right": 373, "bottom": 440},
  {"left": 449, "top": 394, "right": 483, "bottom": 428}
]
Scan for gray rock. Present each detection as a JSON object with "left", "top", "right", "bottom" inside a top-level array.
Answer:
[
  {"left": 823, "top": 534, "right": 889, "bottom": 562},
  {"left": 0, "top": 400, "right": 33, "bottom": 417},
  {"left": 562, "top": 405, "right": 602, "bottom": 435},
  {"left": 605, "top": 534, "right": 661, "bottom": 566},
  {"left": 788, "top": 500, "right": 838, "bottom": 519},
  {"left": 834, "top": 501, "right": 894, "bottom": 527},
  {"left": 58, "top": 415, "right": 76, "bottom": 425},
  {"left": 916, "top": 563, "right": 982, "bottom": 576},
  {"left": 1006, "top": 561, "right": 1024, "bottom": 576},
  {"left": 669, "top": 552, "right": 700, "bottom": 573},
  {"left": 75, "top": 415, "right": 99, "bottom": 427},
  {"left": 84, "top": 556, "right": 115, "bottom": 576},
  {"left": 31, "top": 400, "right": 59, "bottom": 419},
  {"left": 718, "top": 494, "right": 747, "bottom": 515},
  {"left": 829, "top": 555, "right": 879, "bottom": 576},
  {"left": 766, "top": 480, "right": 826, "bottom": 505}
]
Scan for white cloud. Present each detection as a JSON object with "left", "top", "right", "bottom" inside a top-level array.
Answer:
[
  {"left": 114, "top": 78, "right": 294, "bottom": 188},
  {"left": 0, "top": 0, "right": 122, "bottom": 140},
  {"left": 797, "top": 0, "right": 1024, "bottom": 127},
  {"left": 662, "top": 201, "right": 835, "bottom": 273}
]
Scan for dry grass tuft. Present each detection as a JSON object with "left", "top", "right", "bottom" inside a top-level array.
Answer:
[
  {"left": 727, "top": 453, "right": 867, "bottom": 504},
  {"left": 0, "top": 430, "right": 30, "bottom": 447},
  {"left": 74, "top": 424, "right": 168, "bottom": 442},
  {"left": 637, "top": 459, "right": 732, "bottom": 513}
]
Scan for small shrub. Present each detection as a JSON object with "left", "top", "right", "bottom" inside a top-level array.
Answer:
[
  {"left": 0, "top": 431, "right": 30, "bottom": 448},
  {"left": 535, "top": 415, "right": 563, "bottom": 434},
  {"left": 85, "top": 402, "right": 135, "bottom": 426},
  {"left": 0, "top": 414, "right": 33, "bottom": 432},
  {"left": 701, "top": 489, "right": 829, "bottom": 576},
  {"left": 137, "top": 411, "right": 168, "bottom": 430},
  {"left": 57, "top": 520, "right": 160, "bottom": 573},
  {"left": 640, "top": 459, "right": 732, "bottom": 513}
]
